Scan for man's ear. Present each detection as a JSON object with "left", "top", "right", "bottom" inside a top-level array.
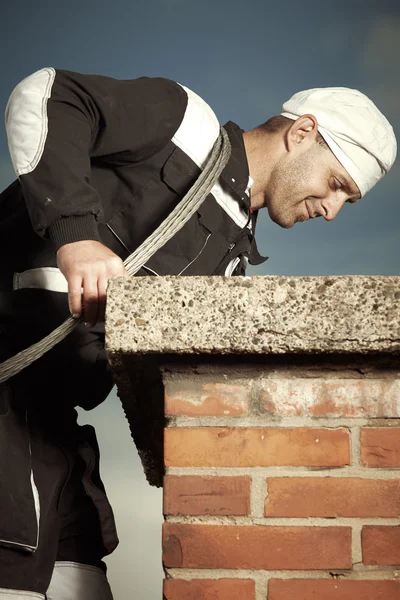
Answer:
[{"left": 286, "top": 114, "right": 319, "bottom": 151}]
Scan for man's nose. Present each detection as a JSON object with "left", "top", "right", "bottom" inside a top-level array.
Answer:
[{"left": 321, "top": 193, "right": 346, "bottom": 221}]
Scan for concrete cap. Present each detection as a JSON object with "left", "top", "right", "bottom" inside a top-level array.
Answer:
[{"left": 106, "top": 276, "right": 400, "bottom": 357}]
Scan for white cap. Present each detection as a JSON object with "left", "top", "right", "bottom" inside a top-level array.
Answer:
[{"left": 281, "top": 87, "right": 397, "bottom": 197}]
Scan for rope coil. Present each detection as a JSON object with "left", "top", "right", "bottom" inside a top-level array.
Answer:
[{"left": 0, "top": 128, "right": 231, "bottom": 383}]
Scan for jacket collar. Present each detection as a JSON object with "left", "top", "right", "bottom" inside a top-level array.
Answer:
[
  {"left": 221, "top": 121, "right": 251, "bottom": 210},
  {"left": 221, "top": 122, "right": 269, "bottom": 266}
]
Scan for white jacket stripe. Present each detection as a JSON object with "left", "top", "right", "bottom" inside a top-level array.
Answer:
[
  {"left": 174, "top": 85, "right": 249, "bottom": 229},
  {"left": 5, "top": 67, "right": 56, "bottom": 177},
  {"left": 0, "top": 589, "right": 44, "bottom": 598},
  {"left": 13, "top": 267, "right": 68, "bottom": 293},
  {"left": 46, "top": 562, "right": 113, "bottom": 600}
]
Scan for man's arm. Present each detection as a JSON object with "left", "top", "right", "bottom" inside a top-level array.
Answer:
[{"left": 5, "top": 68, "right": 187, "bottom": 325}]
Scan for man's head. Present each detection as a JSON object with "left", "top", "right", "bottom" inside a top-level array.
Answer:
[{"left": 245, "top": 87, "right": 397, "bottom": 228}]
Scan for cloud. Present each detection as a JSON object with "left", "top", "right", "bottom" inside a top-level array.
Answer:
[
  {"left": 317, "top": 14, "right": 400, "bottom": 132},
  {"left": 360, "top": 15, "right": 400, "bottom": 131},
  {"left": 363, "top": 15, "right": 400, "bottom": 72},
  {"left": 249, "top": 220, "right": 400, "bottom": 277},
  {"left": 155, "top": 0, "right": 188, "bottom": 8},
  {"left": 318, "top": 22, "right": 357, "bottom": 62}
]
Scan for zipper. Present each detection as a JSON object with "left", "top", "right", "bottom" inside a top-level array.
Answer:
[
  {"left": 142, "top": 265, "right": 160, "bottom": 276},
  {"left": 177, "top": 233, "right": 211, "bottom": 276},
  {"left": 107, "top": 223, "right": 215, "bottom": 277},
  {"left": 106, "top": 223, "right": 160, "bottom": 275},
  {"left": 106, "top": 223, "right": 131, "bottom": 253}
]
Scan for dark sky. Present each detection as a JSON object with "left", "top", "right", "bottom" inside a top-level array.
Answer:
[{"left": 1, "top": 1, "right": 399, "bottom": 597}]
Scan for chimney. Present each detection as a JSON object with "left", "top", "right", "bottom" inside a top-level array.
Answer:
[{"left": 107, "top": 275, "right": 400, "bottom": 600}]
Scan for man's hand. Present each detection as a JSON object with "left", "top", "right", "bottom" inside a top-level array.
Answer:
[{"left": 57, "top": 240, "right": 128, "bottom": 327}]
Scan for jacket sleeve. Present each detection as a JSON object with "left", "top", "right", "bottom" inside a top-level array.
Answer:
[{"left": 5, "top": 68, "right": 188, "bottom": 250}]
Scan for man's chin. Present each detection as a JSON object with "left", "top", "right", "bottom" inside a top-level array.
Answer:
[
  {"left": 265, "top": 199, "right": 296, "bottom": 229},
  {"left": 269, "top": 211, "right": 294, "bottom": 229},
  {"left": 279, "top": 220, "right": 294, "bottom": 229}
]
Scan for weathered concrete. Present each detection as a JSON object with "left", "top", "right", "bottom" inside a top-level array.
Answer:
[
  {"left": 105, "top": 275, "right": 400, "bottom": 486},
  {"left": 106, "top": 275, "right": 400, "bottom": 594},
  {"left": 106, "top": 275, "right": 400, "bottom": 357}
]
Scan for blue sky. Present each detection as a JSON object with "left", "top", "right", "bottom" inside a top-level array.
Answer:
[{"left": 1, "top": 1, "right": 399, "bottom": 597}]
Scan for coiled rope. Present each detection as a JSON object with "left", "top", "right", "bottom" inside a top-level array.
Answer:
[{"left": 0, "top": 127, "right": 231, "bottom": 383}]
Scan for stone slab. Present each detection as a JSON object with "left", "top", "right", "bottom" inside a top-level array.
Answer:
[{"left": 106, "top": 276, "right": 400, "bottom": 356}]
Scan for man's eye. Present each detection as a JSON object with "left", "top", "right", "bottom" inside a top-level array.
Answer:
[{"left": 331, "top": 178, "right": 342, "bottom": 191}]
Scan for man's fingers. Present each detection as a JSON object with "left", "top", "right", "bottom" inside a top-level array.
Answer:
[
  {"left": 82, "top": 277, "right": 99, "bottom": 328},
  {"left": 68, "top": 276, "right": 83, "bottom": 319},
  {"left": 97, "top": 277, "right": 108, "bottom": 324},
  {"left": 58, "top": 241, "right": 130, "bottom": 326}
]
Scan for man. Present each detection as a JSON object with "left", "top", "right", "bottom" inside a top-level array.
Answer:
[{"left": 0, "top": 68, "right": 396, "bottom": 599}]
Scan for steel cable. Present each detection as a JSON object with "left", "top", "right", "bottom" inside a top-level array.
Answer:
[{"left": 0, "top": 128, "right": 231, "bottom": 383}]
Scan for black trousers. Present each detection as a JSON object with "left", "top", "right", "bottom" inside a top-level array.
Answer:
[{"left": 0, "top": 287, "right": 118, "bottom": 594}]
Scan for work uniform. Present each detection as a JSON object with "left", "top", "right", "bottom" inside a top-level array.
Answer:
[{"left": 0, "top": 68, "right": 266, "bottom": 598}]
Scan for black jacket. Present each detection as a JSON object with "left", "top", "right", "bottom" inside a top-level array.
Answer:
[
  {"left": 0, "top": 68, "right": 267, "bottom": 412},
  {"left": 0, "top": 69, "right": 268, "bottom": 555},
  {"left": 1, "top": 68, "right": 266, "bottom": 281}
]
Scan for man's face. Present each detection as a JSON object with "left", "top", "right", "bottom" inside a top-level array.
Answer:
[{"left": 264, "top": 132, "right": 361, "bottom": 229}]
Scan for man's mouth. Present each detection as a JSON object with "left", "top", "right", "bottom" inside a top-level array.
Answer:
[{"left": 305, "top": 201, "right": 313, "bottom": 220}]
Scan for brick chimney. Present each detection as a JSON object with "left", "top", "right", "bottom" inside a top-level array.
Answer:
[{"left": 106, "top": 275, "right": 400, "bottom": 600}]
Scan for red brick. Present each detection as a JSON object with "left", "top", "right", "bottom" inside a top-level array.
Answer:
[
  {"left": 259, "top": 378, "right": 400, "bottom": 418},
  {"left": 164, "top": 427, "right": 350, "bottom": 467},
  {"left": 165, "top": 380, "right": 250, "bottom": 416},
  {"left": 361, "top": 428, "right": 400, "bottom": 467},
  {"left": 163, "top": 579, "right": 255, "bottom": 599},
  {"left": 363, "top": 526, "right": 400, "bottom": 565},
  {"left": 162, "top": 524, "right": 351, "bottom": 570},
  {"left": 164, "top": 475, "right": 251, "bottom": 516},
  {"left": 269, "top": 579, "right": 400, "bottom": 600},
  {"left": 265, "top": 477, "right": 400, "bottom": 517}
]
